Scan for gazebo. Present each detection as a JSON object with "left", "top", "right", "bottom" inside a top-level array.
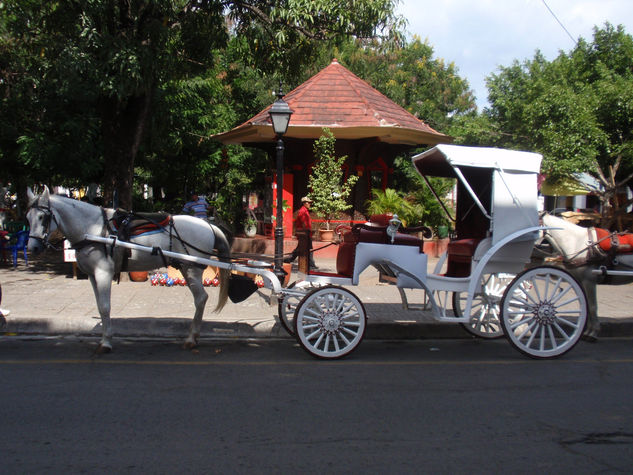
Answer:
[{"left": 213, "top": 58, "right": 451, "bottom": 236}]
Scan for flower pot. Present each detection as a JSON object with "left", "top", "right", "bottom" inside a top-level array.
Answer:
[
  {"left": 318, "top": 228, "right": 335, "bottom": 242},
  {"left": 244, "top": 224, "right": 257, "bottom": 237},
  {"left": 129, "top": 271, "right": 148, "bottom": 282}
]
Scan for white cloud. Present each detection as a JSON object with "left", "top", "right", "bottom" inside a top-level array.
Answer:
[{"left": 397, "top": 0, "right": 633, "bottom": 109}]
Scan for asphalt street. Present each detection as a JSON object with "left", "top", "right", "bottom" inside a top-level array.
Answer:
[{"left": 1, "top": 337, "right": 632, "bottom": 474}]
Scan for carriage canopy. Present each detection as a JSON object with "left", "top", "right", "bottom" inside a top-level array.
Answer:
[{"left": 412, "top": 145, "right": 543, "bottom": 245}]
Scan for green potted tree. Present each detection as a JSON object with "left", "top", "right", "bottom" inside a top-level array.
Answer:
[{"left": 308, "top": 128, "right": 359, "bottom": 241}]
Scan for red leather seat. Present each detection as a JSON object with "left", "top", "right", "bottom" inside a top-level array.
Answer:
[
  {"left": 332, "top": 228, "right": 356, "bottom": 277},
  {"left": 447, "top": 238, "right": 480, "bottom": 258},
  {"left": 358, "top": 227, "right": 423, "bottom": 250},
  {"left": 335, "top": 222, "right": 425, "bottom": 277},
  {"left": 446, "top": 238, "right": 482, "bottom": 277},
  {"left": 336, "top": 242, "right": 356, "bottom": 277}
]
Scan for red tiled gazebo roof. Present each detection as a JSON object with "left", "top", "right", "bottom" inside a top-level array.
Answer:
[{"left": 213, "top": 59, "right": 451, "bottom": 146}]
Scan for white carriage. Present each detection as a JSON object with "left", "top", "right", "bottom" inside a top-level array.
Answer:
[{"left": 277, "top": 145, "right": 588, "bottom": 359}]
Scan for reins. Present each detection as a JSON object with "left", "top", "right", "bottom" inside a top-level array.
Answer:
[
  {"left": 542, "top": 227, "right": 625, "bottom": 268},
  {"left": 28, "top": 198, "right": 62, "bottom": 251}
]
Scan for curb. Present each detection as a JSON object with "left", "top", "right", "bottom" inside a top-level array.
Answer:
[{"left": 3, "top": 315, "right": 633, "bottom": 341}]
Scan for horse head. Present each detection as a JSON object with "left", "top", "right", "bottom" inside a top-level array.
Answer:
[{"left": 26, "top": 186, "right": 55, "bottom": 255}]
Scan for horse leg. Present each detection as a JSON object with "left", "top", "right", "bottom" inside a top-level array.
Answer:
[
  {"left": 566, "top": 265, "right": 600, "bottom": 341},
  {"left": 89, "top": 271, "right": 114, "bottom": 352},
  {"left": 182, "top": 266, "right": 207, "bottom": 349},
  {"left": 579, "top": 266, "right": 600, "bottom": 341}
]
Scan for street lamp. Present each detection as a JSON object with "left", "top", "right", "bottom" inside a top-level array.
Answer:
[{"left": 268, "top": 83, "right": 293, "bottom": 283}]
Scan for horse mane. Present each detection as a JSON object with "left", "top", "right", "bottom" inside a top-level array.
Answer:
[{"left": 51, "top": 193, "right": 107, "bottom": 210}]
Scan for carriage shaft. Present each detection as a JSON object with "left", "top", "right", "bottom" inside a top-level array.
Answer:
[{"left": 83, "top": 234, "right": 282, "bottom": 293}]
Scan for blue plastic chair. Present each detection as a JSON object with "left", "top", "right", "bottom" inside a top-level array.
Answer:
[{"left": 8, "top": 230, "right": 29, "bottom": 268}]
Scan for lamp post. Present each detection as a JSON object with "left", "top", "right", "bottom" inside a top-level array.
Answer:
[{"left": 268, "top": 83, "right": 293, "bottom": 283}]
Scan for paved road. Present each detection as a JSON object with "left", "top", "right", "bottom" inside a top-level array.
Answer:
[{"left": 1, "top": 337, "right": 632, "bottom": 473}]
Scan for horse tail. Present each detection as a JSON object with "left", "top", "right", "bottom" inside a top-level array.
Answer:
[{"left": 212, "top": 224, "right": 231, "bottom": 312}]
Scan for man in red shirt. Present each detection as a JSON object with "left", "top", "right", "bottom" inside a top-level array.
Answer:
[
  {"left": 295, "top": 196, "right": 312, "bottom": 231},
  {"left": 284, "top": 196, "right": 317, "bottom": 268}
]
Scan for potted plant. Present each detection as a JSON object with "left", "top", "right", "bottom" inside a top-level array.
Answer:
[
  {"left": 244, "top": 217, "right": 257, "bottom": 237},
  {"left": 243, "top": 208, "right": 258, "bottom": 238},
  {"left": 308, "top": 128, "right": 358, "bottom": 240},
  {"left": 365, "top": 188, "right": 424, "bottom": 227}
]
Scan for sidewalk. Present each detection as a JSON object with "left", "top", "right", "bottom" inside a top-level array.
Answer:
[{"left": 1, "top": 249, "right": 632, "bottom": 341}]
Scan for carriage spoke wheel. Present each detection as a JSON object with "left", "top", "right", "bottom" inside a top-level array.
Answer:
[
  {"left": 453, "top": 273, "right": 514, "bottom": 339},
  {"left": 294, "top": 286, "right": 366, "bottom": 359},
  {"left": 277, "top": 281, "right": 319, "bottom": 336},
  {"left": 500, "top": 266, "right": 587, "bottom": 359}
]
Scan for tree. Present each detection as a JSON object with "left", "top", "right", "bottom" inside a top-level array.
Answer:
[
  {"left": 0, "top": 4, "right": 104, "bottom": 213},
  {"left": 484, "top": 23, "right": 633, "bottom": 229},
  {"left": 1, "top": 0, "right": 404, "bottom": 210},
  {"left": 308, "top": 128, "right": 359, "bottom": 229}
]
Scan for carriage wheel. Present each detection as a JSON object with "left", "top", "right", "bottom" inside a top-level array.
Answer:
[
  {"left": 500, "top": 266, "right": 587, "bottom": 359},
  {"left": 294, "top": 286, "right": 366, "bottom": 359},
  {"left": 453, "top": 273, "right": 514, "bottom": 339},
  {"left": 277, "top": 281, "right": 319, "bottom": 336}
]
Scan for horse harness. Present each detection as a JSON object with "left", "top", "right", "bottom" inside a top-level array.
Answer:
[
  {"left": 28, "top": 197, "right": 61, "bottom": 250},
  {"left": 30, "top": 198, "right": 216, "bottom": 270},
  {"left": 105, "top": 210, "right": 174, "bottom": 270},
  {"left": 547, "top": 224, "right": 633, "bottom": 284}
]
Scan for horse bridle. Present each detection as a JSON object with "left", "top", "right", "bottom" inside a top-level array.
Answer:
[{"left": 28, "top": 197, "right": 60, "bottom": 250}]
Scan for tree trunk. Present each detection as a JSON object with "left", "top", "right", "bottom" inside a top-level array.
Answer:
[{"left": 99, "top": 93, "right": 151, "bottom": 210}]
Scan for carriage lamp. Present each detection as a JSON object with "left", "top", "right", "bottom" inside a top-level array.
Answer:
[{"left": 268, "top": 82, "right": 293, "bottom": 283}]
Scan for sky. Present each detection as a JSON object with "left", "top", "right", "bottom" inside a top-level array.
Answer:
[{"left": 397, "top": 0, "right": 633, "bottom": 110}]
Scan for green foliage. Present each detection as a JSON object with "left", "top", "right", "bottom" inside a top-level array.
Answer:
[
  {"left": 485, "top": 23, "right": 633, "bottom": 184},
  {"left": 0, "top": 0, "right": 403, "bottom": 211},
  {"left": 411, "top": 176, "right": 454, "bottom": 232},
  {"left": 0, "top": 1, "right": 104, "bottom": 190},
  {"left": 308, "top": 128, "right": 359, "bottom": 228},
  {"left": 447, "top": 113, "right": 501, "bottom": 146},
  {"left": 365, "top": 188, "right": 423, "bottom": 226},
  {"left": 389, "top": 155, "right": 453, "bottom": 230},
  {"left": 228, "top": 0, "right": 405, "bottom": 82}
]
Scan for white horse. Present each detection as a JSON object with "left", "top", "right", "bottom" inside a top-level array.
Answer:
[
  {"left": 539, "top": 213, "right": 633, "bottom": 340},
  {"left": 26, "top": 187, "right": 230, "bottom": 352}
]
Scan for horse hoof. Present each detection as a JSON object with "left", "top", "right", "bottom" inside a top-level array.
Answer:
[
  {"left": 96, "top": 344, "right": 113, "bottom": 354},
  {"left": 581, "top": 334, "right": 598, "bottom": 343},
  {"left": 183, "top": 341, "right": 198, "bottom": 350}
]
